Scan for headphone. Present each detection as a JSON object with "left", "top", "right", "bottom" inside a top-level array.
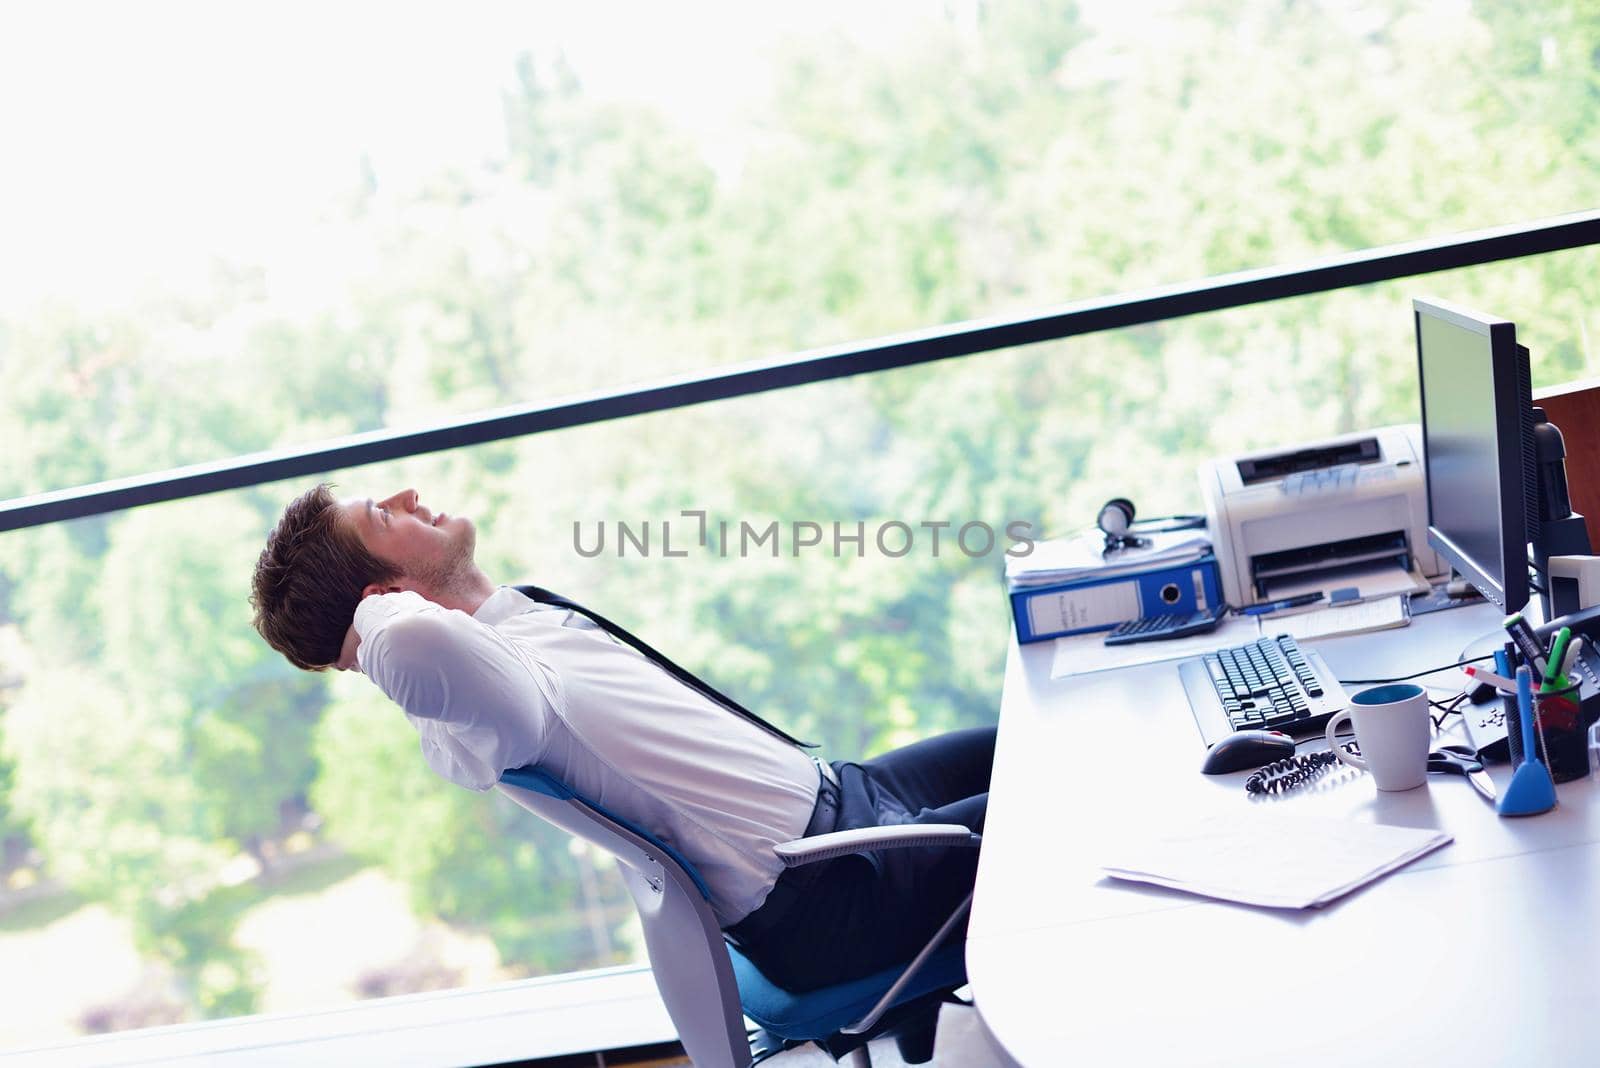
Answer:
[{"left": 1097, "top": 498, "right": 1206, "bottom": 555}]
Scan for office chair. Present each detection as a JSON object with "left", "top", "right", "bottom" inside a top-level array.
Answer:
[{"left": 497, "top": 765, "right": 981, "bottom": 1066}]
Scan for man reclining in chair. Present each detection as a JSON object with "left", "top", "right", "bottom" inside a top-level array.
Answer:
[{"left": 250, "top": 483, "right": 992, "bottom": 993}]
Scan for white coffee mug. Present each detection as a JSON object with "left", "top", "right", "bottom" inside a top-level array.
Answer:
[{"left": 1324, "top": 683, "right": 1432, "bottom": 791}]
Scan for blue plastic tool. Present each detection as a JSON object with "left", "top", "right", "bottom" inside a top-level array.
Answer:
[{"left": 1498, "top": 665, "right": 1557, "bottom": 817}]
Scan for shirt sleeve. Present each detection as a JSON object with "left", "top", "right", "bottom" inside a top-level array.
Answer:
[{"left": 354, "top": 590, "right": 553, "bottom": 790}]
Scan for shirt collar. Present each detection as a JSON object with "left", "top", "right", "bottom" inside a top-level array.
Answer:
[{"left": 474, "top": 585, "right": 538, "bottom": 626}]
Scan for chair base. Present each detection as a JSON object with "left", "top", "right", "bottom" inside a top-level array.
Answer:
[
  {"left": 891, "top": 1005, "right": 938, "bottom": 1063},
  {"left": 750, "top": 991, "right": 955, "bottom": 1065}
]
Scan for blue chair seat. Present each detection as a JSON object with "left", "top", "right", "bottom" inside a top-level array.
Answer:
[
  {"left": 728, "top": 940, "right": 967, "bottom": 1040},
  {"left": 500, "top": 763, "right": 971, "bottom": 1064}
]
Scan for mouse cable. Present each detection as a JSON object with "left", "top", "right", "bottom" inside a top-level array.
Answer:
[
  {"left": 1336, "top": 651, "right": 1496, "bottom": 687},
  {"left": 1429, "top": 691, "right": 1469, "bottom": 731}
]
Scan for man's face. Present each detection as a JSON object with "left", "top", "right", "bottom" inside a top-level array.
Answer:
[{"left": 341, "top": 488, "right": 477, "bottom": 597}]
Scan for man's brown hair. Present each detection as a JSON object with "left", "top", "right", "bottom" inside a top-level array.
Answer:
[{"left": 251, "top": 483, "right": 399, "bottom": 671}]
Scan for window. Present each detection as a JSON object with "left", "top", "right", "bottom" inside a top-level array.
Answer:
[{"left": 2, "top": 0, "right": 1597, "bottom": 1047}]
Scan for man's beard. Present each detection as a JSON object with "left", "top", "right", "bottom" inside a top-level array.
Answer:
[{"left": 411, "top": 522, "right": 478, "bottom": 597}]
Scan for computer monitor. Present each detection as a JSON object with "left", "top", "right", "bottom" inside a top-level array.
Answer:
[{"left": 1413, "top": 297, "right": 1538, "bottom": 614}]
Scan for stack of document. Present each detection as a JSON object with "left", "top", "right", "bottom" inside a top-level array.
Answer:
[
  {"left": 1006, "top": 528, "right": 1213, "bottom": 589},
  {"left": 1101, "top": 812, "right": 1453, "bottom": 909}
]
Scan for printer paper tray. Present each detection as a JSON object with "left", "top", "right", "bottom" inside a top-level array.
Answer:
[
  {"left": 1252, "top": 545, "right": 1410, "bottom": 583},
  {"left": 1260, "top": 558, "right": 1429, "bottom": 602}
]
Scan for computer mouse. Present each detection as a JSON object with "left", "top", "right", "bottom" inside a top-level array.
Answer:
[{"left": 1201, "top": 730, "right": 1296, "bottom": 774}]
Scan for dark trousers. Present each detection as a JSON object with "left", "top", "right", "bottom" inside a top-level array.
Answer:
[{"left": 726, "top": 726, "right": 995, "bottom": 992}]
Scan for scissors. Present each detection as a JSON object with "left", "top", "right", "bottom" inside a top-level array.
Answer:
[{"left": 1428, "top": 744, "right": 1496, "bottom": 804}]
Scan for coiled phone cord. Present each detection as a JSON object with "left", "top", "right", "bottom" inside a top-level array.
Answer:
[{"left": 1245, "top": 741, "right": 1361, "bottom": 796}]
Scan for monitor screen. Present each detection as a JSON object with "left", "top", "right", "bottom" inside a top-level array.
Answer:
[{"left": 1414, "top": 297, "right": 1533, "bottom": 614}]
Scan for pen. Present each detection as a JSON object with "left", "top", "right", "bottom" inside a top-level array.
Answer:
[{"left": 1240, "top": 592, "right": 1324, "bottom": 617}]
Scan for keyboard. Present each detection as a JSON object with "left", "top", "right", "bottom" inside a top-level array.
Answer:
[{"left": 1178, "top": 634, "right": 1350, "bottom": 748}]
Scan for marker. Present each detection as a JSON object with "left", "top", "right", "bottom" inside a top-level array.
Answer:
[
  {"left": 1464, "top": 665, "right": 1517, "bottom": 693},
  {"left": 1540, "top": 626, "right": 1574, "bottom": 694},
  {"left": 1547, "top": 626, "right": 1573, "bottom": 673},
  {"left": 1241, "top": 592, "right": 1325, "bottom": 617},
  {"left": 1504, "top": 613, "right": 1547, "bottom": 684},
  {"left": 1559, "top": 636, "right": 1584, "bottom": 679}
]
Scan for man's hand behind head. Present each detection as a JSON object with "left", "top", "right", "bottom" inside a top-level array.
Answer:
[{"left": 336, "top": 619, "right": 363, "bottom": 672}]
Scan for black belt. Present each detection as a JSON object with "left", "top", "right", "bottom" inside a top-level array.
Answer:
[{"left": 724, "top": 761, "right": 842, "bottom": 947}]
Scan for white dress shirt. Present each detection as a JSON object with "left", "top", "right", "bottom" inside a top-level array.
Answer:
[{"left": 353, "top": 586, "right": 821, "bottom": 925}]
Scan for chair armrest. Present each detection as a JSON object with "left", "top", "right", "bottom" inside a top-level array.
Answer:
[{"left": 773, "top": 823, "right": 981, "bottom": 868}]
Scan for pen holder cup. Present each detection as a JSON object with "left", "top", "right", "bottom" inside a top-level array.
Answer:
[{"left": 1506, "top": 682, "right": 1588, "bottom": 784}]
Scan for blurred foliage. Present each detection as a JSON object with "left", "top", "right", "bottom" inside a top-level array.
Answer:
[
  {"left": 0, "top": 0, "right": 1597, "bottom": 1034},
  {"left": 310, "top": 683, "right": 628, "bottom": 972}
]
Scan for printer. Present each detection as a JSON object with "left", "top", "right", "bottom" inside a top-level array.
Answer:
[{"left": 1199, "top": 424, "right": 1446, "bottom": 608}]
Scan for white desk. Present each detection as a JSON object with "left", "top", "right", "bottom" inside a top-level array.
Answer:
[{"left": 967, "top": 603, "right": 1600, "bottom": 1066}]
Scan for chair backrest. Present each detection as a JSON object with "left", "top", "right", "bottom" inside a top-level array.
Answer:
[
  {"left": 1535, "top": 377, "right": 1600, "bottom": 552},
  {"left": 497, "top": 767, "right": 752, "bottom": 1068}
]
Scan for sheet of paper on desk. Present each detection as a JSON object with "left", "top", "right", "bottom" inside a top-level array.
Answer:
[
  {"left": 1273, "top": 594, "right": 1410, "bottom": 641},
  {"left": 1049, "top": 614, "right": 1262, "bottom": 679},
  {"left": 1101, "top": 812, "right": 1452, "bottom": 910}
]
